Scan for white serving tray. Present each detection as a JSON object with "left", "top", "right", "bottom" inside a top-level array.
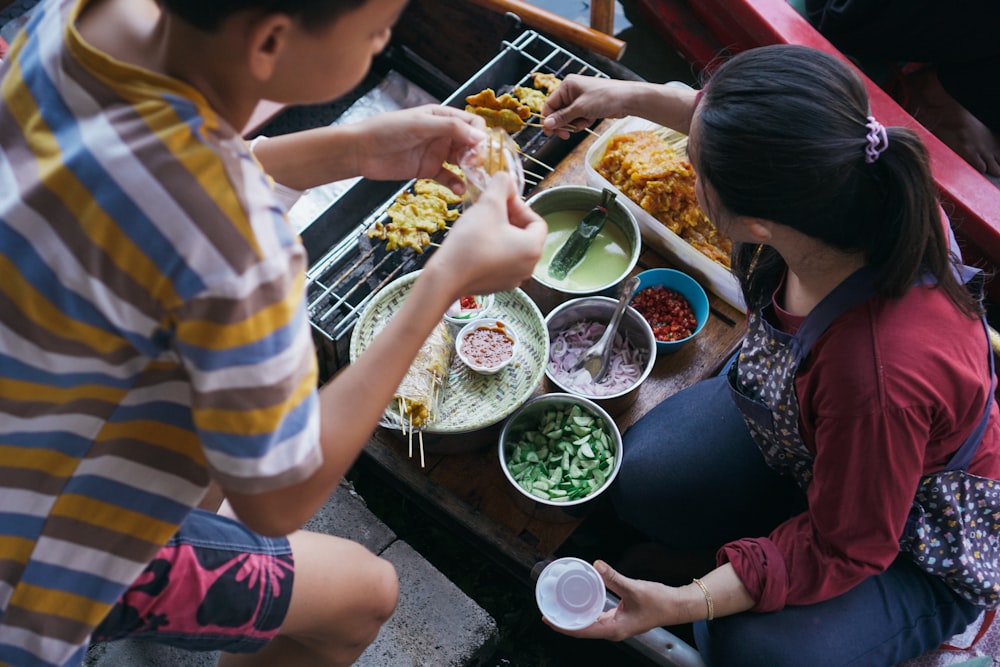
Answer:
[{"left": 585, "top": 116, "right": 745, "bottom": 312}]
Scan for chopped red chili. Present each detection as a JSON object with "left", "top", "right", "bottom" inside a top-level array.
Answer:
[
  {"left": 631, "top": 286, "right": 698, "bottom": 341},
  {"left": 459, "top": 295, "right": 480, "bottom": 310}
]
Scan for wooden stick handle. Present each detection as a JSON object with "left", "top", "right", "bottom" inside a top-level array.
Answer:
[
  {"left": 466, "top": 0, "right": 627, "bottom": 61},
  {"left": 590, "top": 0, "right": 616, "bottom": 35}
]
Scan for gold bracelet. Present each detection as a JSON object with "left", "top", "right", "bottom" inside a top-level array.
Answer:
[{"left": 692, "top": 577, "right": 714, "bottom": 621}]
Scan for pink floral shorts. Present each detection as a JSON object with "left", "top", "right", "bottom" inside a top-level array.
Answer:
[{"left": 92, "top": 509, "right": 294, "bottom": 653}]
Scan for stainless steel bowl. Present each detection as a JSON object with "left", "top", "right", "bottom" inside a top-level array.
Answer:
[
  {"left": 527, "top": 185, "right": 641, "bottom": 301},
  {"left": 544, "top": 296, "right": 656, "bottom": 416},
  {"left": 498, "top": 393, "right": 623, "bottom": 522}
]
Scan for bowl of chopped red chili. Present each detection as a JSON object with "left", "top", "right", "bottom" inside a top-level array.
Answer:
[
  {"left": 456, "top": 317, "right": 519, "bottom": 375},
  {"left": 631, "top": 268, "right": 709, "bottom": 354}
]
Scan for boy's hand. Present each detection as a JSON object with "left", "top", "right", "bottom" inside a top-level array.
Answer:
[
  {"left": 422, "top": 172, "right": 546, "bottom": 300},
  {"left": 351, "top": 105, "right": 486, "bottom": 194}
]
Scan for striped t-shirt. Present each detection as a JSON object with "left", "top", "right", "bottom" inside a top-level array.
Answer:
[{"left": 0, "top": 0, "right": 322, "bottom": 664}]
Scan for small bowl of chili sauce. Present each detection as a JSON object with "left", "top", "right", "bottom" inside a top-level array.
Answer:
[
  {"left": 456, "top": 317, "right": 519, "bottom": 375},
  {"left": 631, "top": 268, "right": 709, "bottom": 354}
]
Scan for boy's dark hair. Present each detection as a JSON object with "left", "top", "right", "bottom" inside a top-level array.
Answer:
[
  {"left": 695, "top": 44, "right": 979, "bottom": 316},
  {"left": 158, "top": 0, "right": 368, "bottom": 33}
]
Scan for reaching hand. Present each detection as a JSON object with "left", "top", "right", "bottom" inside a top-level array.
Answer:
[
  {"left": 352, "top": 105, "right": 487, "bottom": 194},
  {"left": 423, "top": 172, "right": 547, "bottom": 300},
  {"left": 542, "top": 76, "right": 699, "bottom": 139},
  {"left": 544, "top": 560, "right": 680, "bottom": 641},
  {"left": 541, "top": 75, "right": 630, "bottom": 139}
]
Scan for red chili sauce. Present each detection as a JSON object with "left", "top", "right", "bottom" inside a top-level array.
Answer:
[
  {"left": 631, "top": 286, "right": 698, "bottom": 341},
  {"left": 461, "top": 322, "right": 515, "bottom": 368}
]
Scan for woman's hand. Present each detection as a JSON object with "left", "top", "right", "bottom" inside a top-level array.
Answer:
[
  {"left": 542, "top": 75, "right": 632, "bottom": 139},
  {"left": 421, "top": 172, "right": 547, "bottom": 300},
  {"left": 350, "top": 105, "right": 486, "bottom": 194},
  {"left": 548, "top": 561, "right": 756, "bottom": 641},
  {"left": 542, "top": 75, "right": 700, "bottom": 139},
  {"left": 545, "top": 560, "right": 680, "bottom": 641}
]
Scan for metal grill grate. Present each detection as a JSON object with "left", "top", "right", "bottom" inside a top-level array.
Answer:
[{"left": 304, "top": 30, "right": 608, "bottom": 379}]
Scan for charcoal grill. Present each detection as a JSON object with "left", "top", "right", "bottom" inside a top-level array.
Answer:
[{"left": 297, "top": 30, "right": 608, "bottom": 381}]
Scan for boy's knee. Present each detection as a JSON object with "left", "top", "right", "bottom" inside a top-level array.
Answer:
[{"left": 368, "top": 556, "right": 399, "bottom": 622}]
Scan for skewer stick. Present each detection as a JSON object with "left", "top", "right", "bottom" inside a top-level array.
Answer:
[
  {"left": 419, "top": 431, "right": 425, "bottom": 469},
  {"left": 523, "top": 168, "right": 546, "bottom": 181},
  {"left": 408, "top": 423, "right": 413, "bottom": 458},
  {"left": 517, "top": 150, "right": 554, "bottom": 172},
  {"left": 531, "top": 112, "right": 600, "bottom": 138},
  {"left": 429, "top": 242, "right": 442, "bottom": 248}
]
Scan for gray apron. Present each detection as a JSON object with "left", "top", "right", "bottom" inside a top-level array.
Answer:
[{"left": 727, "top": 266, "right": 1000, "bottom": 608}]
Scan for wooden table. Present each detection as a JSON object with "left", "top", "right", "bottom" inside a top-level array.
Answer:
[{"left": 358, "top": 121, "right": 746, "bottom": 578}]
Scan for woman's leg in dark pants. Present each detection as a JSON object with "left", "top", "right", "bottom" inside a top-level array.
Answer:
[
  {"left": 611, "top": 376, "right": 804, "bottom": 548},
  {"left": 695, "top": 557, "right": 980, "bottom": 667}
]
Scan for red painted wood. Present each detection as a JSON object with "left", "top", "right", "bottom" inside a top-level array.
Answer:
[{"left": 633, "top": 0, "right": 1000, "bottom": 296}]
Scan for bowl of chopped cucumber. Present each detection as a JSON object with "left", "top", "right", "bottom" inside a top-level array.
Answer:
[{"left": 499, "top": 393, "right": 622, "bottom": 517}]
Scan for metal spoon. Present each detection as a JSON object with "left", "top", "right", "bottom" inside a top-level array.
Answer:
[{"left": 570, "top": 275, "right": 641, "bottom": 384}]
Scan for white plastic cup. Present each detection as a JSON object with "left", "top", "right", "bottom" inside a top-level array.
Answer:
[{"left": 534, "top": 557, "right": 606, "bottom": 630}]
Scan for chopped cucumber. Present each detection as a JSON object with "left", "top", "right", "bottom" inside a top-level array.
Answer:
[{"left": 504, "top": 404, "right": 616, "bottom": 503}]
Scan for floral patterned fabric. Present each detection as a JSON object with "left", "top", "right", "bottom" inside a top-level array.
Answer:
[
  {"left": 729, "top": 266, "right": 1000, "bottom": 609},
  {"left": 92, "top": 509, "right": 294, "bottom": 653}
]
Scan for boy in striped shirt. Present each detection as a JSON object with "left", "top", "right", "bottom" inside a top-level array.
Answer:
[{"left": 0, "top": 0, "right": 546, "bottom": 664}]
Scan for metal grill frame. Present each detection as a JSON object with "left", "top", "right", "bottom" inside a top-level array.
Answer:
[{"left": 304, "top": 30, "right": 609, "bottom": 380}]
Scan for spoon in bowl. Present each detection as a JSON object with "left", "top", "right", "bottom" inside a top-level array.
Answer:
[{"left": 570, "top": 275, "right": 641, "bottom": 384}]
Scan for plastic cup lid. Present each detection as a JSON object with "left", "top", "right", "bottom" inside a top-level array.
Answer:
[{"left": 534, "top": 557, "right": 605, "bottom": 630}]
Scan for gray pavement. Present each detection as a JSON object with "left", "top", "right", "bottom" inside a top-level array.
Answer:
[{"left": 84, "top": 480, "right": 498, "bottom": 667}]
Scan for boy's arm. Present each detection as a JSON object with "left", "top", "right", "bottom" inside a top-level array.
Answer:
[
  {"left": 222, "top": 173, "right": 547, "bottom": 536},
  {"left": 251, "top": 105, "right": 485, "bottom": 193}
]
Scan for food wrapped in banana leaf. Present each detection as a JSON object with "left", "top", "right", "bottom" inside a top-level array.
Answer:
[{"left": 387, "top": 321, "right": 453, "bottom": 454}]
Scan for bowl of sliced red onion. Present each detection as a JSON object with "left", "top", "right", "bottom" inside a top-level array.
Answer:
[{"left": 544, "top": 296, "right": 656, "bottom": 416}]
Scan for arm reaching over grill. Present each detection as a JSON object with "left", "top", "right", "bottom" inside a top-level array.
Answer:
[
  {"left": 542, "top": 74, "right": 699, "bottom": 139},
  {"left": 224, "top": 173, "right": 546, "bottom": 534},
  {"left": 251, "top": 105, "right": 488, "bottom": 194}
]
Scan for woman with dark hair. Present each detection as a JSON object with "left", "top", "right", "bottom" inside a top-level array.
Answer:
[{"left": 541, "top": 44, "right": 1000, "bottom": 666}]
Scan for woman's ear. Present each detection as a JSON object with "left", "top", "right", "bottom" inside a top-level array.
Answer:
[
  {"left": 246, "top": 14, "right": 291, "bottom": 81},
  {"left": 741, "top": 216, "right": 773, "bottom": 243}
]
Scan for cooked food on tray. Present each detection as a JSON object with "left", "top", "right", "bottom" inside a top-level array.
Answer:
[
  {"left": 466, "top": 107, "right": 530, "bottom": 134},
  {"left": 413, "top": 177, "right": 463, "bottom": 205},
  {"left": 531, "top": 71, "right": 562, "bottom": 95},
  {"left": 464, "top": 73, "right": 563, "bottom": 132},
  {"left": 465, "top": 88, "right": 532, "bottom": 120},
  {"left": 366, "top": 177, "right": 461, "bottom": 253},
  {"left": 596, "top": 130, "right": 732, "bottom": 268},
  {"left": 389, "top": 321, "right": 453, "bottom": 433},
  {"left": 512, "top": 85, "right": 548, "bottom": 115}
]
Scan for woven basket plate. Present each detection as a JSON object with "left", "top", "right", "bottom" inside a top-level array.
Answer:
[{"left": 350, "top": 271, "right": 549, "bottom": 434}]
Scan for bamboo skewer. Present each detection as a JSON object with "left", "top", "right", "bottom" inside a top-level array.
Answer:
[{"left": 518, "top": 150, "right": 554, "bottom": 172}]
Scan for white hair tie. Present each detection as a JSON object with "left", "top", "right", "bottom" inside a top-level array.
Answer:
[{"left": 864, "top": 116, "right": 889, "bottom": 163}]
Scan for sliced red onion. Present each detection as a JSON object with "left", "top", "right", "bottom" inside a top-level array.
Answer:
[{"left": 547, "top": 320, "right": 648, "bottom": 397}]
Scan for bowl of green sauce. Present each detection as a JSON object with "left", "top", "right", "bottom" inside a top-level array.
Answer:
[{"left": 527, "top": 185, "right": 640, "bottom": 297}]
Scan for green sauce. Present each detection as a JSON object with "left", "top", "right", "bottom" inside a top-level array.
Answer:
[{"left": 535, "top": 209, "right": 631, "bottom": 291}]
